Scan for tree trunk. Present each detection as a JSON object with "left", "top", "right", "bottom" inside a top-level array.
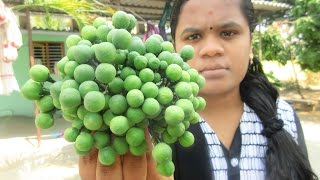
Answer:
[{"left": 290, "top": 59, "right": 305, "bottom": 99}]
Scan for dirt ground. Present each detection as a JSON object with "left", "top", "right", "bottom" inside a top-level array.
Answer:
[
  {"left": 280, "top": 88, "right": 320, "bottom": 123},
  {"left": 0, "top": 88, "right": 319, "bottom": 180},
  {"left": 281, "top": 88, "right": 320, "bottom": 101}
]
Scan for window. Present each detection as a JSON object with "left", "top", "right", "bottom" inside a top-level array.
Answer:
[{"left": 33, "top": 42, "right": 65, "bottom": 73}]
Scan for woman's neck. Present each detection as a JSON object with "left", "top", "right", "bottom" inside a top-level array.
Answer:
[
  {"left": 200, "top": 89, "right": 243, "bottom": 118},
  {"left": 199, "top": 89, "right": 244, "bottom": 149}
]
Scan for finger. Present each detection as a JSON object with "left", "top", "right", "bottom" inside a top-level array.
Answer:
[
  {"left": 146, "top": 149, "right": 160, "bottom": 180},
  {"left": 79, "top": 148, "right": 98, "bottom": 180},
  {"left": 144, "top": 128, "right": 158, "bottom": 179},
  {"left": 144, "top": 128, "right": 153, "bottom": 150},
  {"left": 145, "top": 130, "right": 174, "bottom": 180},
  {"left": 96, "top": 155, "right": 123, "bottom": 180},
  {"left": 122, "top": 152, "right": 147, "bottom": 180},
  {"left": 146, "top": 150, "right": 174, "bottom": 180}
]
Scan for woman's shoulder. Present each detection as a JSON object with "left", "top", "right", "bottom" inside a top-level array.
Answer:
[
  {"left": 276, "top": 98, "right": 297, "bottom": 124},
  {"left": 276, "top": 98, "right": 295, "bottom": 114},
  {"left": 276, "top": 98, "right": 299, "bottom": 141}
]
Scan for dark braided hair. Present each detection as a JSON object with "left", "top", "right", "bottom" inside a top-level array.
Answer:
[{"left": 170, "top": 0, "right": 318, "bottom": 179}]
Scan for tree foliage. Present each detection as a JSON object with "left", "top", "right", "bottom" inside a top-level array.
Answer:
[
  {"left": 13, "top": 0, "right": 115, "bottom": 30},
  {"left": 253, "top": 26, "right": 290, "bottom": 64},
  {"left": 290, "top": 0, "right": 320, "bottom": 72}
]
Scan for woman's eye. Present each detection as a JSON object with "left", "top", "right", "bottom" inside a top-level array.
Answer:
[
  {"left": 220, "top": 31, "right": 238, "bottom": 37},
  {"left": 187, "top": 34, "right": 201, "bottom": 40}
]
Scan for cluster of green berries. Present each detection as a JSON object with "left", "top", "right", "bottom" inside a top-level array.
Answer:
[{"left": 20, "top": 10, "right": 206, "bottom": 177}]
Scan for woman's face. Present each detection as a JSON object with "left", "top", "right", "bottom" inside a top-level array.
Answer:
[{"left": 174, "top": 0, "right": 251, "bottom": 97}]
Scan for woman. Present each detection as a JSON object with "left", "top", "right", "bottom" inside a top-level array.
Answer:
[
  {"left": 170, "top": 0, "right": 317, "bottom": 179},
  {"left": 79, "top": 0, "right": 318, "bottom": 179}
]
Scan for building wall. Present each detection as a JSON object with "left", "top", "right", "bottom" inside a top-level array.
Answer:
[{"left": 0, "top": 30, "right": 76, "bottom": 117}]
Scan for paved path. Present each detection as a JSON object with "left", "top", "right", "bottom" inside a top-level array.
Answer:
[
  {"left": 0, "top": 116, "right": 80, "bottom": 180},
  {"left": 301, "top": 120, "right": 320, "bottom": 177}
]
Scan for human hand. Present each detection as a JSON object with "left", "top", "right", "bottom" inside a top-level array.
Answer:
[{"left": 78, "top": 129, "right": 174, "bottom": 180}]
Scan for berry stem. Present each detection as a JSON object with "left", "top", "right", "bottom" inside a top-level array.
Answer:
[
  {"left": 88, "top": 60, "right": 99, "bottom": 69},
  {"left": 97, "top": 81, "right": 107, "bottom": 91},
  {"left": 47, "top": 75, "right": 56, "bottom": 83},
  {"left": 48, "top": 108, "right": 58, "bottom": 115},
  {"left": 42, "top": 88, "right": 51, "bottom": 95}
]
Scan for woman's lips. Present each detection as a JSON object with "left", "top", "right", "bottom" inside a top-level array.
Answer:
[{"left": 200, "top": 68, "right": 228, "bottom": 78}]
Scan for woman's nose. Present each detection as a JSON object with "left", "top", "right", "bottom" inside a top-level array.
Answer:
[{"left": 198, "top": 36, "right": 224, "bottom": 58}]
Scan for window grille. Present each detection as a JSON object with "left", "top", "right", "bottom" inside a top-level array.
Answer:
[{"left": 33, "top": 41, "right": 64, "bottom": 73}]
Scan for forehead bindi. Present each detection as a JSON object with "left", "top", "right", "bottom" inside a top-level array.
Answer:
[{"left": 175, "top": 0, "right": 249, "bottom": 40}]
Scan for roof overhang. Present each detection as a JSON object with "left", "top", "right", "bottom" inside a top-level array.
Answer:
[
  {"left": 252, "top": 0, "right": 292, "bottom": 12},
  {"left": 3, "top": 0, "right": 292, "bottom": 21}
]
